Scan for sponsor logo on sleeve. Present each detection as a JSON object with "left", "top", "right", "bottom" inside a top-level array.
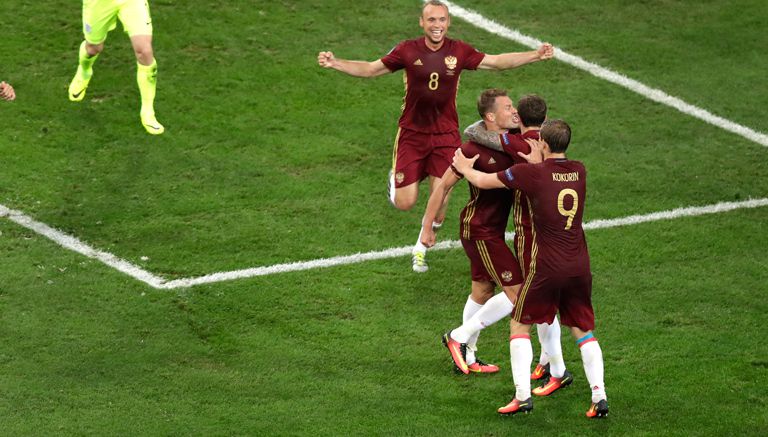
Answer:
[{"left": 504, "top": 168, "right": 514, "bottom": 182}]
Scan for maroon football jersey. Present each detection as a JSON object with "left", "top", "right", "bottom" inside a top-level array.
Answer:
[
  {"left": 500, "top": 129, "right": 540, "bottom": 231},
  {"left": 450, "top": 141, "right": 514, "bottom": 240},
  {"left": 497, "top": 159, "right": 590, "bottom": 276},
  {"left": 381, "top": 37, "right": 485, "bottom": 134}
]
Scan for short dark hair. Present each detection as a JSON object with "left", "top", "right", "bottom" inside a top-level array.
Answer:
[
  {"left": 477, "top": 88, "right": 508, "bottom": 119},
  {"left": 541, "top": 119, "right": 571, "bottom": 153},
  {"left": 516, "top": 94, "right": 547, "bottom": 127}
]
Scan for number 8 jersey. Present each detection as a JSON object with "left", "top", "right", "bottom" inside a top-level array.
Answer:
[
  {"left": 497, "top": 159, "right": 591, "bottom": 277},
  {"left": 380, "top": 37, "right": 485, "bottom": 133}
]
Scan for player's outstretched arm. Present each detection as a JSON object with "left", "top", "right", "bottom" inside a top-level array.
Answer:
[
  {"left": 421, "top": 169, "right": 461, "bottom": 248},
  {"left": 0, "top": 81, "right": 16, "bottom": 101},
  {"left": 453, "top": 149, "right": 505, "bottom": 189},
  {"left": 317, "top": 51, "right": 391, "bottom": 78},
  {"left": 464, "top": 120, "right": 503, "bottom": 151},
  {"left": 478, "top": 43, "right": 554, "bottom": 71}
]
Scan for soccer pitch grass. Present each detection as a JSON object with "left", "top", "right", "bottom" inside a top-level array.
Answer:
[{"left": 1, "top": 0, "right": 767, "bottom": 434}]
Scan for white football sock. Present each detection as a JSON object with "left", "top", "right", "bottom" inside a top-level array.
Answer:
[
  {"left": 450, "top": 292, "right": 514, "bottom": 343},
  {"left": 462, "top": 296, "right": 484, "bottom": 364},
  {"left": 537, "top": 318, "right": 565, "bottom": 378},
  {"left": 579, "top": 337, "right": 606, "bottom": 403},
  {"left": 510, "top": 335, "right": 533, "bottom": 401},
  {"left": 413, "top": 228, "right": 427, "bottom": 254}
]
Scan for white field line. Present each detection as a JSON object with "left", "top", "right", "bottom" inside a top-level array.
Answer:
[
  {"left": 0, "top": 204, "right": 166, "bottom": 289},
  {"left": 2, "top": 199, "right": 767, "bottom": 289},
  {"left": 442, "top": 1, "right": 768, "bottom": 147}
]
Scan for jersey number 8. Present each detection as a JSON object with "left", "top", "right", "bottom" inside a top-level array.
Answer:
[{"left": 428, "top": 72, "right": 439, "bottom": 90}]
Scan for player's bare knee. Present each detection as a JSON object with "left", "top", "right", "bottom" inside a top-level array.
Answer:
[
  {"left": 391, "top": 193, "right": 417, "bottom": 211},
  {"left": 135, "top": 47, "right": 154, "bottom": 65},
  {"left": 86, "top": 42, "right": 104, "bottom": 56},
  {"left": 470, "top": 282, "right": 495, "bottom": 304}
]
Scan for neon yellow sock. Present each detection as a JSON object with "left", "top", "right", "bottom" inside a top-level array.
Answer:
[
  {"left": 136, "top": 59, "right": 158, "bottom": 115},
  {"left": 78, "top": 41, "right": 98, "bottom": 80}
]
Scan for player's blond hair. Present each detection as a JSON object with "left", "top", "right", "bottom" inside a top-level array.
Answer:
[{"left": 422, "top": 0, "right": 449, "bottom": 15}]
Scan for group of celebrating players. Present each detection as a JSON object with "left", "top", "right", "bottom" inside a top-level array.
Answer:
[
  {"left": 3, "top": 0, "right": 610, "bottom": 421},
  {"left": 319, "top": 0, "right": 609, "bottom": 419}
]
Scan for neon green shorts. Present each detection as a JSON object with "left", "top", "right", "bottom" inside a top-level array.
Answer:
[{"left": 82, "top": 0, "right": 153, "bottom": 44}]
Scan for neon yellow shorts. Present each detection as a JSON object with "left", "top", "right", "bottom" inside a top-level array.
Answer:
[{"left": 82, "top": 0, "right": 153, "bottom": 44}]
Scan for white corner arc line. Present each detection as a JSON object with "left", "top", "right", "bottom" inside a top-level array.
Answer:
[
  {"left": 442, "top": 1, "right": 768, "bottom": 147},
  {"left": 3, "top": 198, "right": 767, "bottom": 289},
  {"left": 0, "top": 204, "right": 165, "bottom": 289}
]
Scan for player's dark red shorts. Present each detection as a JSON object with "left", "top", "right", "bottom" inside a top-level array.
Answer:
[
  {"left": 461, "top": 237, "right": 523, "bottom": 287},
  {"left": 513, "top": 272, "right": 595, "bottom": 331},
  {"left": 391, "top": 128, "right": 462, "bottom": 188}
]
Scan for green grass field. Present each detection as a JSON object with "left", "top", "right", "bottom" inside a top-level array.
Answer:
[{"left": 1, "top": 0, "right": 767, "bottom": 435}]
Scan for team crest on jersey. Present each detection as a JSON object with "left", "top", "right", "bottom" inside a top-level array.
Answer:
[
  {"left": 501, "top": 271, "right": 513, "bottom": 282},
  {"left": 395, "top": 172, "right": 405, "bottom": 184},
  {"left": 444, "top": 56, "right": 457, "bottom": 76}
]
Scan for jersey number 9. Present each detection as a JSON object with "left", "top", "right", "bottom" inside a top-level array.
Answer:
[{"left": 557, "top": 189, "right": 579, "bottom": 230}]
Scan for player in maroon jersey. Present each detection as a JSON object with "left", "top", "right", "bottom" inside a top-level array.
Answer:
[
  {"left": 452, "top": 119, "right": 609, "bottom": 418},
  {"left": 420, "top": 88, "right": 519, "bottom": 374},
  {"left": 464, "top": 95, "right": 569, "bottom": 387},
  {"left": 317, "top": 0, "right": 554, "bottom": 273},
  {"left": 438, "top": 95, "right": 571, "bottom": 394}
]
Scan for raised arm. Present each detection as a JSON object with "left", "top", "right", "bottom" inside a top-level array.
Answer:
[
  {"left": 464, "top": 120, "right": 503, "bottom": 151},
  {"left": 478, "top": 43, "right": 554, "bottom": 71},
  {"left": 452, "top": 149, "right": 505, "bottom": 190},
  {"left": 317, "top": 51, "right": 391, "bottom": 78},
  {"left": 420, "top": 169, "right": 461, "bottom": 248}
]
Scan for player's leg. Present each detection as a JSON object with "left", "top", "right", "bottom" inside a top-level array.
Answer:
[
  {"left": 531, "top": 318, "right": 564, "bottom": 381},
  {"left": 130, "top": 35, "right": 164, "bottom": 134},
  {"left": 499, "top": 272, "right": 560, "bottom": 414},
  {"left": 451, "top": 239, "right": 521, "bottom": 344},
  {"left": 412, "top": 132, "right": 462, "bottom": 271},
  {"left": 70, "top": 0, "right": 118, "bottom": 101},
  {"left": 446, "top": 239, "right": 520, "bottom": 373},
  {"left": 410, "top": 175, "right": 440, "bottom": 272},
  {"left": 390, "top": 180, "right": 419, "bottom": 211},
  {"left": 560, "top": 274, "right": 608, "bottom": 418},
  {"left": 120, "top": 0, "right": 164, "bottom": 134},
  {"left": 389, "top": 128, "right": 423, "bottom": 211},
  {"left": 389, "top": 129, "right": 431, "bottom": 271},
  {"left": 498, "top": 321, "right": 534, "bottom": 415},
  {"left": 571, "top": 326, "right": 608, "bottom": 418},
  {"left": 531, "top": 316, "right": 573, "bottom": 396},
  {"left": 463, "top": 280, "right": 498, "bottom": 373}
]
